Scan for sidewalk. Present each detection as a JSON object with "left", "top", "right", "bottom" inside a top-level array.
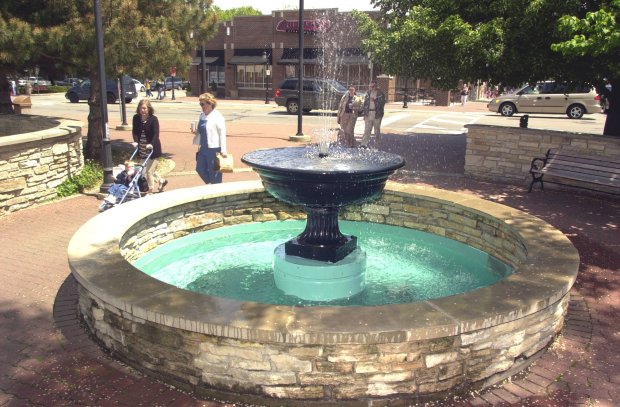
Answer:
[{"left": 1, "top": 114, "right": 619, "bottom": 406}]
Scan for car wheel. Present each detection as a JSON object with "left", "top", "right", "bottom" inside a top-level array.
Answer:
[
  {"left": 499, "top": 102, "right": 516, "bottom": 116},
  {"left": 106, "top": 92, "right": 117, "bottom": 104},
  {"left": 125, "top": 98, "right": 133, "bottom": 104},
  {"left": 140, "top": 86, "right": 145, "bottom": 92},
  {"left": 286, "top": 99, "right": 300, "bottom": 115},
  {"left": 567, "top": 104, "right": 585, "bottom": 119},
  {"left": 67, "top": 93, "right": 79, "bottom": 103}
]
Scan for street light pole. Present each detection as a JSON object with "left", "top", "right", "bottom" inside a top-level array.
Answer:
[
  {"left": 94, "top": 0, "right": 113, "bottom": 192},
  {"left": 263, "top": 49, "right": 270, "bottom": 104},
  {"left": 296, "top": 0, "right": 304, "bottom": 137}
]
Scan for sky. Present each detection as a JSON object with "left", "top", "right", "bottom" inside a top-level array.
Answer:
[{"left": 210, "top": 0, "right": 378, "bottom": 14}]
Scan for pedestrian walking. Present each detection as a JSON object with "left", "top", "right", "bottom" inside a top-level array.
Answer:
[
  {"left": 337, "top": 85, "right": 360, "bottom": 147},
  {"left": 157, "top": 80, "right": 164, "bottom": 100},
  {"left": 460, "top": 84, "right": 469, "bottom": 105},
  {"left": 145, "top": 80, "right": 153, "bottom": 98},
  {"left": 192, "top": 92, "right": 228, "bottom": 184},
  {"left": 360, "top": 80, "right": 386, "bottom": 148}
]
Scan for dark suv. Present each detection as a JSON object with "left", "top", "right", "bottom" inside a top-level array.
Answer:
[
  {"left": 65, "top": 76, "right": 137, "bottom": 104},
  {"left": 274, "top": 77, "right": 347, "bottom": 114}
]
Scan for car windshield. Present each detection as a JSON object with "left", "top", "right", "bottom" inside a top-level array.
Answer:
[{"left": 324, "top": 79, "right": 347, "bottom": 92}]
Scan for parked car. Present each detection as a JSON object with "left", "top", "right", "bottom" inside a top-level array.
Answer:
[
  {"left": 164, "top": 77, "right": 188, "bottom": 90},
  {"left": 274, "top": 77, "right": 348, "bottom": 114},
  {"left": 65, "top": 76, "right": 137, "bottom": 104},
  {"left": 131, "top": 78, "right": 146, "bottom": 92},
  {"left": 55, "top": 77, "right": 82, "bottom": 87},
  {"left": 27, "top": 76, "right": 52, "bottom": 86},
  {"left": 487, "top": 81, "right": 601, "bottom": 119}
]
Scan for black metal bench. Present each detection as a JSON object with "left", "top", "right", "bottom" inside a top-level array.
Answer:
[{"left": 529, "top": 149, "right": 620, "bottom": 194}]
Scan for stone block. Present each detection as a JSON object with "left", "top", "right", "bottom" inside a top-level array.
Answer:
[
  {"left": 425, "top": 351, "right": 458, "bottom": 368},
  {"left": 263, "top": 385, "right": 325, "bottom": 399}
]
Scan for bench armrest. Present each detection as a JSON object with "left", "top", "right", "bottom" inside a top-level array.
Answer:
[{"left": 530, "top": 157, "right": 546, "bottom": 173}]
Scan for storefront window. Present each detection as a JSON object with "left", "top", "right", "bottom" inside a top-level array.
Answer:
[
  {"left": 237, "top": 64, "right": 270, "bottom": 88},
  {"left": 208, "top": 66, "right": 225, "bottom": 86}
]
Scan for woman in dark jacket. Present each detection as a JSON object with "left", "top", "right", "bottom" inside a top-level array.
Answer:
[{"left": 132, "top": 99, "right": 167, "bottom": 193}]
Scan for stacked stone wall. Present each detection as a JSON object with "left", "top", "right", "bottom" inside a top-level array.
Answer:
[
  {"left": 73, "top": 187, "right": 571, "bottom": 403},
  {"left": 465, "top": 124, "right": 620, "bottom": 185},
  {"left": 0, "top": 115, "right": 84, "bottom": 216}
]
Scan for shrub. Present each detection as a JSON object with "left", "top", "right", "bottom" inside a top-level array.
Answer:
[{"left": 57, "top": 160, "right": 103, "bottom": 197}]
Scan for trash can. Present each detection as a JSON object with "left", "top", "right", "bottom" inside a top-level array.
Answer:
[{"left": 12, "top": 95, "right": 32, "bottom": 114}]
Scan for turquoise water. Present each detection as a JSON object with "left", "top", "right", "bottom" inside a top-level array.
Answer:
[{"left": 134, "top": 220, "right": 513, "bottom": 306}]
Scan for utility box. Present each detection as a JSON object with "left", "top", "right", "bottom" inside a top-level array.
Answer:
[{"left": 12, "top": 96, "right": 32, "bottom": 114}]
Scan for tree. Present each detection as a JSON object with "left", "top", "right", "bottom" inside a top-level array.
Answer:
[
  {"left": 0, "top": 0, "right": 219, "bottom": 159},
  {"left": 552, "top": 0, "right": 620, "bottom": 136},
  {"left": 211, "top": 5, "right": 261, "bottom": 20},
  {"left": 357, "top": 0, "right": 617, "bottom": 134}
]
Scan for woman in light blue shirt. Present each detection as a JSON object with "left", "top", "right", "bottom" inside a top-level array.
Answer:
[{"left": 192, "top": 92, "right": 227, "bottom": 184}]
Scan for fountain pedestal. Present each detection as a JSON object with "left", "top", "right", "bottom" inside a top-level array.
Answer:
[
  {"left": 285, "top": 206, "right": 356, "bottom": 262},
  {"left": 274, "top": 245, "right": 367, "bottom": 301},
  {"left": 241, "top": 146, "right": 405, "bottom": 301}
]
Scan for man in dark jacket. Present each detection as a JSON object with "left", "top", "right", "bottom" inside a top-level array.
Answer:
[{"left": 360, "top": 80, "right": 386, "bottom": 148}]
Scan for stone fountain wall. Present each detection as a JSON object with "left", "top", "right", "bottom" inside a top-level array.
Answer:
[
  {"left": 465, "top": 124, "right": 620, "bottom": 185},
  {"left": 0, "top": 115, "right": 83, "bottom": 216},
  {"left": 70, "top": 183, "right": 578, "bottom": 404}
]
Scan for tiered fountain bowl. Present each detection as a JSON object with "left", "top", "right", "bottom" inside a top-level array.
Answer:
[{"left": 241, "top": 146, "right": 405, "bottom": 301}]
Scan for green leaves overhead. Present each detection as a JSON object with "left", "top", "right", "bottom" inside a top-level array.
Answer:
[{"left": 1, "top": 0, "right": 219, "bottom": 80}]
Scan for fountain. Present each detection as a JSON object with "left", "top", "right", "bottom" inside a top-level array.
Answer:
[
  {"left": 241, "top": 145, "right": 404, "bottom": 301},
  {"left": 69, "top": 175, "right": 578, "bottom": 404}
]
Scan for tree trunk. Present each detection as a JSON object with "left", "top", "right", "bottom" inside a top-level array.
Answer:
[
  {"left": 603, "top": 81, "right": 619, "bottom": 137},
  {"left": 85, "top": 71, "right": 105, "bottom": 160},
  {"left": 0, "top": 76, "right": 15, "bottom": 114}
]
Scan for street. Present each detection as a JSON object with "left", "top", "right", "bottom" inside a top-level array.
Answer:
[{"left": 28, "top": 91, "right": 607, "bottom": 136}]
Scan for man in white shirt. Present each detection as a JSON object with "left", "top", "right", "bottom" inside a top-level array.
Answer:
[{"left": 360, "top": 80, "right": 386, "bottom": 148}]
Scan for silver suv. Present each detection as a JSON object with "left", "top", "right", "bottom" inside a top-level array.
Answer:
[
  {"left": 274, "top": 77, "right": 347, "bottom": 114},
  {"left": 487, "top": 81, "right": 601, "bottom": 119}
]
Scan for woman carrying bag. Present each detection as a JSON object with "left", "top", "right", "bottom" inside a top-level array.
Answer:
[{"left": 191, "top": 92, "right": 228, "bottom": 184}]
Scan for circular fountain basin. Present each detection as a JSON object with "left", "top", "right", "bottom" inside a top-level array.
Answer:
[{"left": 68, "top": 181, "right": 579, "bottom": 405}]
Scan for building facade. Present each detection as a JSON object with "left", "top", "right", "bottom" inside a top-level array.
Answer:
[{"left": 189, "top": 8, "right": 451, "bottom": 105}]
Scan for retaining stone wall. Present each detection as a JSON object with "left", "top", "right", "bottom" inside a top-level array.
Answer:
[
  {"left": 0, "top": 115, "right": 83, "bottom": 216},
  {"left": 465, "top": 124, "right": 620, "bottom": 185},
  {"left": 75, "top": 188, "right": 563, "bottom": 403}
]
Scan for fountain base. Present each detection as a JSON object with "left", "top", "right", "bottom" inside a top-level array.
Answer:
[
  {"left": 273, "top": 244, "right": 366, "bottom": 301},
  {"left": 285, "top": 235, "right": 357, "bottom": 262}
]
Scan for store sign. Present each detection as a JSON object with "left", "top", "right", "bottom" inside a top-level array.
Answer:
[{"left": 276, "top": 18, "right": 330, "bottom": 33}]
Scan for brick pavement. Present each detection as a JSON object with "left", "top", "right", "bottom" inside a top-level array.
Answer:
[{"left": 1, "top": 102, "right": 619, "bottom": 406}]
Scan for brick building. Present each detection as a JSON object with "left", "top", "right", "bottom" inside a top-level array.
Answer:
[{"left": 189, "top": 8, "right": 450, "bottom": 105}]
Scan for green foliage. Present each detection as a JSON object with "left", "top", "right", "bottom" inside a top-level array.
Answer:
[
  {"left": 552, "top": 1, "right": 620, "bottom": 82},
  {"left": 356, "top": 0, "right": 595, "bottom": 89},
  {"left": 211, "top": 6, "right": 262, "bottom": 21},
  {"left": 56, "top": 160, "right": 102, "bottom": 197}
]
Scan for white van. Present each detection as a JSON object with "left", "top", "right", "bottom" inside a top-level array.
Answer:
[{"left": 487, "top": 81, "right": 601, "bottom": 119}]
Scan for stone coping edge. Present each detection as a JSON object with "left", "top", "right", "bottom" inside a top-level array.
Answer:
[
  {"left": 0, "top": 116, "right": 83, "bottom": 147},
  {"left": 68, "top": 180, "right": 579, "bottom": 345}
]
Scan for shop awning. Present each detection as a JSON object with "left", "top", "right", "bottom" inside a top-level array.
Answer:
[
  {"left": 228, "top": 55, "right": 268, "bottom": 65},
  {"left": 340, "top": 55, "right": 369, "bottom": 65},
  {"left": 191, "top": 57, "right": 219, "bottom": 65},
  {"left": 277, "top": 48, "right": 367, "bottom": 65},
  {"left": 278, "top": 48, "right": 322, "bottom": 65}
]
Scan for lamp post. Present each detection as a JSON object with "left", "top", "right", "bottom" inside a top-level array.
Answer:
[
  {"left": 94, "top": 0, "right": 113, "bottom": 192},
  {"left": 263, "top": 49, "right": 270, "bottom": 104}
]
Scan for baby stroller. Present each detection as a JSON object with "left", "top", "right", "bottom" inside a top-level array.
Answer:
[{"left": 99, "top": 147, "right": 152, "bottom": 212}]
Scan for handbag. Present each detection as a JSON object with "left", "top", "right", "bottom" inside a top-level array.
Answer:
[{"left": 215, "top": 153, "right": 234, "bottom": 173}]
